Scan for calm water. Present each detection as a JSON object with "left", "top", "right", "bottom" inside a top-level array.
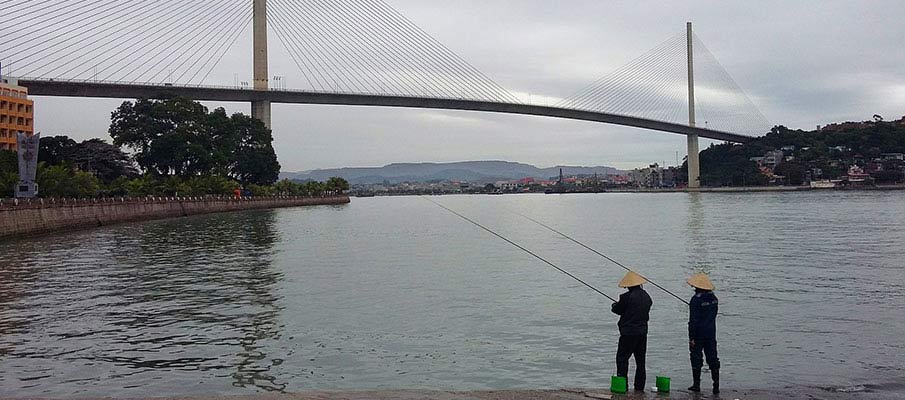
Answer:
[{"left": 1, "top": 192, "right": 904, "bottom": 397}]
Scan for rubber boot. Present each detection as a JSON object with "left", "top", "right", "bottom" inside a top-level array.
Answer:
[
  {"left": 711, "top": 368, "right": 720, "bottom": 394},
  {"left": 688, "top": 369, "right": 701, "bottom": 392}
]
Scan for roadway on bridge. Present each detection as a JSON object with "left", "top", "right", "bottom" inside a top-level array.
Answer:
[{"left": 20, "top": 79, "right": 753, "bottom": 144}]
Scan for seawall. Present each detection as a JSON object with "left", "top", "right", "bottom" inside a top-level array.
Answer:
[{"left": 0, "top": 195, "right": 350, "bottom": 239}]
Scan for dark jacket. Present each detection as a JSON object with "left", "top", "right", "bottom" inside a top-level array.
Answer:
[
  {"left": 688, "top": 290, "right": 718, "bottom": 340},
  {"left": 611, "top": 286, "right": 653, "bottom": 336}
]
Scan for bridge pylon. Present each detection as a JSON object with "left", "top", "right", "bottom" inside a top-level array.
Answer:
[
  {"left": 252, "top": 0, "right": 271, "bottom": 128},
  {"left": 686, "top": 22, "right": 700, "bottom": 189}
]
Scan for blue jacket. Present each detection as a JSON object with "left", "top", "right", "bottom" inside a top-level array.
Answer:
[{"left": 688, "top": 290, "right": 718, "bottom": 340}]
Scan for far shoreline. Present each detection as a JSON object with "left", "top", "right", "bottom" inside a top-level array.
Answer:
[{"left": 353, "top": 184, "right": 905, "bottom": 197}]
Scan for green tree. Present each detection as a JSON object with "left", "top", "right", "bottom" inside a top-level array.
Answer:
[
  {"left": 37, "top": 164, "right": 100, "bottom": 198},
  {"left": 109, "top": 97, "right": 213, "bottom": 176},
  {"left": 228, "top": 113, "right": 280, "bottom": 185},
  {"left": 325, "top": 176, "right": 350, "bottom": 193},
  {"left": 274, "top": 178, "right": 303, "bottom": 195},
  {"left": 39, "top": 135, "right": 78, "bottom": 165},
  {"left": 302, "top": 181, "right": 325, "bottom": 196},
  {"left": 184, "top": 175, "right": 238, "bottom": 196},
  {"left": 70, "top": 139, "right": 137, "bottom": 184},
  {"left": 0, "top": 150, "right": 17, "bottom": 197},
  {"left": 773, "top": 162, "right": 807, "bottom": 185},
  {"left": 109, "top": 97, "right": 280, "bottom": 185}
]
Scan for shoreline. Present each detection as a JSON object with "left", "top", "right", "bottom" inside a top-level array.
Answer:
[
  {"left": 20, "top": 386, "right": 895, "bottom": 400},
  {"left": 0, "top": 195, "right": 350, "bottom": 240},
  {"left": 354, "top": 183, "right": 905, "bottom": 197}
]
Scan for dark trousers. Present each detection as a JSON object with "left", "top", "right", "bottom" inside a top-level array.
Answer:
[
  {"left": 616, "top": 334, "right": 647, "bottom": 390},
  {"left": 690, "top": 339, "right": 720, "bottom": 371}
]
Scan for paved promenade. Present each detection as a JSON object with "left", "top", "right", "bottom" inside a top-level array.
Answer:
[{"left": 59, "top": 386, "right": 892, "bottom": 400}]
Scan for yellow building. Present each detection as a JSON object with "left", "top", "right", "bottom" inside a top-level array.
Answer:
[{"left": 0, "top": 79, "right": 34, "bottom": 151}]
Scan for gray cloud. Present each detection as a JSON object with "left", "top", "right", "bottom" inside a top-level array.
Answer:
[{"left": 29, "top": 0, "right": 905, "bottom": 171}]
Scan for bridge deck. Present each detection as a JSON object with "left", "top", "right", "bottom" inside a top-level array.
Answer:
[{"left": 19, "top": 79, "right": 753, "bottom": 143}]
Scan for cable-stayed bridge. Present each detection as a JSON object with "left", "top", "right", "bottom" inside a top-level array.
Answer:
[{"left": 1, "top": 0, "right": 771, "bottom": 188}]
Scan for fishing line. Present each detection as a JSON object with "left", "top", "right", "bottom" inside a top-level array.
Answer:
[
  {"left": 420, "top": 196, "right": 616, "bottom": 302},
  {"left": 506, "top": 208, "right": 690, "bottom": 306}
]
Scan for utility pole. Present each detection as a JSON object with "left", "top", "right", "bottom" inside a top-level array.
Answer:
[
  {"left": 686, "top": 22, "right": 700, "bottom": 189},
  {"left": 252, "top": 0, "right": 271, "bottom": 128}
]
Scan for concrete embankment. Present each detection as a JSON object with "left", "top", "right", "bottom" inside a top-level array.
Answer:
[
  {"left": 58, "top": 386, "right": 897, "bottom": 400},
  {"left": 0, "top": 195, "right": 350, "bottom": 239}
]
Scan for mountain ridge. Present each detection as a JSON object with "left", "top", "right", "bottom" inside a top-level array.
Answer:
[{"left": 280, "top": 160, "right": 624, "bottom": 184}]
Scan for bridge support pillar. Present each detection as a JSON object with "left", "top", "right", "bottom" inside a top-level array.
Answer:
[
  {"left": 252, "top": 0, "right": 271, "bottom": 128},
  {"left": 686, "top": 22, "right": 700, "bottom": 189},
  {"left": 687, "top": 134, "right": 700, "bottom": 188}
]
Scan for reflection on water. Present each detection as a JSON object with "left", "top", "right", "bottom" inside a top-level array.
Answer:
[
  {"left": 684, "top": 192, "right": 711, "bottom": 274},
  {"left": 1, "top": 193, "right": 904, "bottom": 397},
  {"left": 0, "top": 211, "right": 285, "bottom": 396}
]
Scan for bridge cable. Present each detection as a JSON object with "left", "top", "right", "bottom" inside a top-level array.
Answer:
[
  {"left": 366, "top": 0, "right": 520, "bottom": 102},
  {"left": 326, "top": 0, "right": 462, "bottom": 98},
  {"left": 275, "top": 0, "right": 371, "bottom": 94},
  {"left": 17, "top": 0, "right": 190, "bottom": 76},
  {"left": 355, "top": 0, "right": 507, "bottom": 101},
  {"left": 557, "top": 33, "right": 683, "bottom": 109},
  {"left": 268, "top": 5, "right": 331, "bottom": 90},
  {"left": 32, "top": 2, "right": 219, "bottom": 80},
  {"left": 0, "top": 0, "right": 91, "bottom": 32},
  {"left": 272, "top": 0, "right": 367, "bottom": 93},
  {"left": 420, "top": 196, "right": 616, "bottom": 302},
  {"left": 276, "top": 0, "right": 393, "bottom": 95},
  {"left": 573, "top": 35, "right": 686, "bottom": 117},
  {"left": 75, "top": 0, "right": 228, "bottom": 81},
  {"left": 278, "top": 0, "right": 395, "bottom": 95},
  {"left": 191, "top": 11, "right": 255, "bottom": 85},
  {"left": 0, "top": 0, "right": 142, "bottom": 57},
  {"left": 139, "top": 0, "right": 250, "bottom": 83},
  {"left": 557, "top": 27, "right": 770, "bottom": 136},
  {"left": 267, "top": 11, "right": 325, "bottom": 90},
  {"left": 1, "top": 0, "right": 120, "bottom": 47},
  {"left": 118, "top": 0, "right": 244, "bottom": 83},
  {"left": 179, "top": 3, "right": 253, "bottom": 85}
]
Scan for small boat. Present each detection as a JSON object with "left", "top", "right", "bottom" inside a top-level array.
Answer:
[{"left": 809, "top": 180, "right": 836, "bottom": 189}]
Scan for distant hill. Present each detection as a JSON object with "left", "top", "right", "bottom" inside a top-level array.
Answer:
[{"left": 281, "top": 161, "right": 623, "bottom": 184}]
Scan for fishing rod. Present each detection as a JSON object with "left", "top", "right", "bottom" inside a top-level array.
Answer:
[
  {"left": 420, "top": 196, "right": 616, "bottom": 302},
  {"left": 507, "top": 209, "right": 690, "bottom": 306}
]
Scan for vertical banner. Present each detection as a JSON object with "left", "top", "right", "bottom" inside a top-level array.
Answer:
[
  {"left": 17, "top": 132, "right": 40, "bottom": 182},
  {"left": 16, "top": 132, "right": 40, "bottom": 198}
]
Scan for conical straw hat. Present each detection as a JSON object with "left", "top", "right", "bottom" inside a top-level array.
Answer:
[
  {"left": 618, "top": 271, "right": 647, "bottom": 288},
  {"left": 687, "top": 273, "right": 715, "bottom": 290}
]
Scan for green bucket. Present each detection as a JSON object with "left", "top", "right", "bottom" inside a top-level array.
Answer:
[
  {"left": 610, "top": 375, "right": 628, "bottom": 393},
  {"left": 656, "top": 376, "right": 671, "bottom": 393}
]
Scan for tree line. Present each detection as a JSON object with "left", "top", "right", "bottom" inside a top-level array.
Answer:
[
  {"left": 0, "top": 97, "right": 348, "bottom": 198},
  {"left": 677, "top": 115, "right": 905, "bottom": 187}
]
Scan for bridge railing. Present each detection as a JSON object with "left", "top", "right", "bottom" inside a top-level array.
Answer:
[
  {"left": 14, "top": 76, "right": 526, "bottom": 105},
  {"left": 0, "top": 194, "right": 348, "bottom": 210}
]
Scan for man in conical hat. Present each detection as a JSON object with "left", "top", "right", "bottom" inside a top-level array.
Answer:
[
  {"left": 611, "top": 271, "right": 653, "bottom": 392},
  {"left": 686, "top": 273, "right": 720, "bottom": 394}
]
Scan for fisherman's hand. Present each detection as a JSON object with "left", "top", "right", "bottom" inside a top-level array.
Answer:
[{"left": 689, "top": 340, "right": 695, "bottom": 349}]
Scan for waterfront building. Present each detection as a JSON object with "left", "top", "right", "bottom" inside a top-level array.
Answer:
[
  {"left": 0, "top": 78, "right": 34, "bottom": 151},
  {"left": 763, "top": 150, "right": 784, "bottom": 168}
]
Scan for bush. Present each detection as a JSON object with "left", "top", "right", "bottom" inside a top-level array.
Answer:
[{"left": 37, "top": 164, "right": 101, "bottom": 198}]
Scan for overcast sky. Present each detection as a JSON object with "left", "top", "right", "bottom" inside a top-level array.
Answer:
[{"left": 29, "top": 0, "right": 905, "bottom": 171}]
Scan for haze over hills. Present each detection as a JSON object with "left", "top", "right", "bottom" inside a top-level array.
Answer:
[{"left": 281, "top": 161, "right": 624, "bottom": 184}]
